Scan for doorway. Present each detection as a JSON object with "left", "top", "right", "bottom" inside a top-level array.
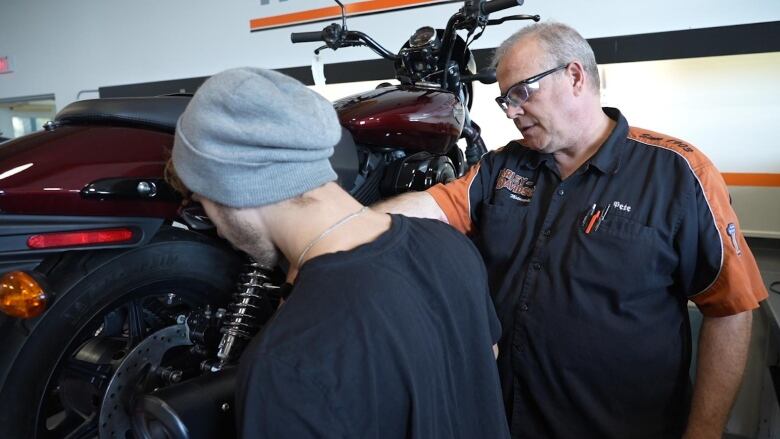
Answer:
[{"left": 0, "top": 94, "right": 56, "bottom": 141}]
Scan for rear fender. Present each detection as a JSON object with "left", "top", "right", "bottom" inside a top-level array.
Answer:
[
  {"left": 0, "top": 126, "right": 180, "bottom": 218},
  {"left": 0, "top": 214, "right": 164, "bottom": 273}
]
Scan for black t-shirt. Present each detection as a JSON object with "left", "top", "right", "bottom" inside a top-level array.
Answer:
[{"left": 236, "top": 215, "right": 510, "bottom": 439}]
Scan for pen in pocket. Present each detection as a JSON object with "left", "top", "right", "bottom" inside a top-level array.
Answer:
[
  {"left": 581, "top": 203, "right": 597, "bottom": 229},
  {"left": 593, "top": 204, "right": 611, "bottom": 232},
  {"left": 584, "top": 209, "right": 601, "bottom": 234}
]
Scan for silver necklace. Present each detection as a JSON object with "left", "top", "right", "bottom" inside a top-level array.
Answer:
[{"left": 296, "top": 206, "right": 369, "bottom": 268}]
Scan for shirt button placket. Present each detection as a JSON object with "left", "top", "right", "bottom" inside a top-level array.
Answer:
[{"left": 514, "top": 181, "right": 563, "bottom": 358}]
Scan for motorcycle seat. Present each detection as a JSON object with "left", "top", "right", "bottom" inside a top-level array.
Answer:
[{"left": 55, "top": 96, "right": 192, "bottom": 133}]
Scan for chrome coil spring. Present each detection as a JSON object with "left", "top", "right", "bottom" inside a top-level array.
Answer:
[{"left": 215, "top": 261, "right": 282, "bottom": 367}]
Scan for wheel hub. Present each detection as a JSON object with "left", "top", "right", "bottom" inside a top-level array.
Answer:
[{"left": 98, "top": 323, "right": 192, "bottom": 438}]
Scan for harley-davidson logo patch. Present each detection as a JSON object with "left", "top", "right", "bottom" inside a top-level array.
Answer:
[{"left": 495, "top": 168, "right": 535, "bottom": 202}]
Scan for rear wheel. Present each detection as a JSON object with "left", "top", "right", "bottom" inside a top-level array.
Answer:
[{"left": 0, "top": 228, "right": 242, "bottom": 439}]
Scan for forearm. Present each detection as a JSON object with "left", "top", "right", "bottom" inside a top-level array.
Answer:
[
  {"left": 683, "top": 311, "right": 752, "bottom": 439},
  {"left": 371, "top": 191, "right": 448, "bottom": 223}
]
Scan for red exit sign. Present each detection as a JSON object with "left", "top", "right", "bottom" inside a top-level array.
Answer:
[{"left": 0, "top": 57, "right": 12, "bottom": 74}]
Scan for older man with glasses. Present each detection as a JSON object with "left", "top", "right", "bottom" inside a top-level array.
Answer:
[{"left": 375, "top": 21, "right": 767, "bottom": 439}]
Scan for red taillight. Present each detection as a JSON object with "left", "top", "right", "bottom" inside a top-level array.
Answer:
[{"left": 27, "top": 228, "right": 134, "bottom": 249}]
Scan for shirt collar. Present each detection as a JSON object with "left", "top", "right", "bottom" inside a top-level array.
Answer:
[
  {"left": 513, "top": 107, "right": 627, "bottom": 174},
  {"left": 525, "top": 150, "right": 553, "bottom": 170},
  {"left": 585, "top": 107, "right": 628, "bottom": 175},
  {"left": 499, "top": 140, "right": 552, "bottom": 171}
]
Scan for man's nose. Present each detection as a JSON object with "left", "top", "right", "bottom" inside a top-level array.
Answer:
[{"left": 504, "top": 103, "right": 525, "bottom": 119}]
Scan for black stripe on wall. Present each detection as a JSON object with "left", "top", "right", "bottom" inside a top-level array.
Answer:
[
  {"left": 588, "top": 21, "right": 780, "bottom": 64},
  {"left": 100, "top": 20, "right": 780, "bottom": 98}
]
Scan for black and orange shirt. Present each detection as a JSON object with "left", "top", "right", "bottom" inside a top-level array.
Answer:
[{"left": 427, "top": 107, "right": 767, "bottom": 439}]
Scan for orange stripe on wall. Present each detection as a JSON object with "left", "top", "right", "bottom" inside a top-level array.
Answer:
[
  {"left": 722, "top": 173, "right": 780, "bottom": 187},
  {"left": 250, "top": 0, "right": 446, "bottom": 30}
]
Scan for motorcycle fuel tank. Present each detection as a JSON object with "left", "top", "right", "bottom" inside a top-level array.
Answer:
[{"left": 335, "top": 85, "right": 465, "bottom": 155}]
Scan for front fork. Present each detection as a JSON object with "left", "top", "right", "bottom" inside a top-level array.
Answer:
[{"left": 462, "top": 120, "right": 488, "bottom": 167}]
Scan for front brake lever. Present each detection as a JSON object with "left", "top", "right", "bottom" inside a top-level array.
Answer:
[
  {"left": 314, "top": 41, "right": 366, "bottom": 55},
  {"left": 487, "top": 14, "right": 540, "bottom": 25}
]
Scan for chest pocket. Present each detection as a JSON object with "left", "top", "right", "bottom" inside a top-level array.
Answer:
[
  {"left": 569, "top": 215, "right": 669, "bottom": 295},
  {"left": 474, "top": 202, "right": 532, "bottom": 275}
]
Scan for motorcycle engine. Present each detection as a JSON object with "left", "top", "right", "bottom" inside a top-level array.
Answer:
[{"left": 380, "top": 151, "right": 456, "bottom": 196}]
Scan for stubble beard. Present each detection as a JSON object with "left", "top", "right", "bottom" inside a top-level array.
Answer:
[{"left": 220, "top": 209, "right": 280, "bottom": 268}]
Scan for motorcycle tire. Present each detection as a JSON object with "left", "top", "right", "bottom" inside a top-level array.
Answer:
[{"left": 0, "top": 226, "right": 243, "bottom": 439}]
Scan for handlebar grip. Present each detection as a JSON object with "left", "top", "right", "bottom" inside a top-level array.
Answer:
[
  {"left": 463, "top": 69, "right": 497, "bottom": 84},
  {"left": 482, "top": 0, "right": 523, "bottom": 14},
  {"left": 290, "top": 31, "right": 324, "bottom": 43}
]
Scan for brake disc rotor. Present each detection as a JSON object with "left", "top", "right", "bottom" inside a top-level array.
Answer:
[{"left": 98, "top": 323, "right": 192, "bottom": 438}]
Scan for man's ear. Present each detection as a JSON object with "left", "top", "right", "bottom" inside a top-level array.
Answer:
[{"left": 567, "top": 61, "right": 587, "bottom": 96}]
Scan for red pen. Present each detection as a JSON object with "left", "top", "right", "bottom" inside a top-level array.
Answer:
[{"left": 584, "top": 210, "right": 601, "bottom": 234}]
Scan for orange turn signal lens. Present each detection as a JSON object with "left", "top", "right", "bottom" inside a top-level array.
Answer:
[{"left": 0, "top": 271, "right": 48, "bottom": 319}]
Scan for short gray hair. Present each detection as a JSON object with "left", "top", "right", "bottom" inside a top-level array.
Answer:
[{"left": 492, "top": 22, "right": 600, "bottom": 92}]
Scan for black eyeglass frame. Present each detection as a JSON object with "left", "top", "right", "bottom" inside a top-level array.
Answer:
[{"left": 495, "top": 63, "right": 570, "bottom": 111}]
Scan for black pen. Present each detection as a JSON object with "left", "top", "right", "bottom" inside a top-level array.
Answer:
[{"left": 593, "top": 204, "right": 611, "bottom": 232}]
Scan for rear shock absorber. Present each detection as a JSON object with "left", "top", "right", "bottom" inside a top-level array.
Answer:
[{"left": 203, "top": 261, "right": 282, "bottom": 371}]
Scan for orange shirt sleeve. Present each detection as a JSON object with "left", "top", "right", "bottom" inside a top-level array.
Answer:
[
  {"left": 628, "top": 126, "right": 768, "bottom": 317},
  {"left": 426, "top": 163, "right": 482, "bottom": 235},
  {"left": 688, "top": 163, "right": 768, "bottom": 317}
]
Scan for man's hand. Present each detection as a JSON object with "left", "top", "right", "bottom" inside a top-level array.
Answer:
[
  {"left": 683, "top": 310, "right": 753, "bottom": 439},
  {"left": 372, "top": 191, "right": 449, "bottom": 223}
]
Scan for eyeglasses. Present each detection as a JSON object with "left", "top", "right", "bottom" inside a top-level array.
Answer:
[{"left": 495, "top": 64, "right": 569, "bottom": 112}]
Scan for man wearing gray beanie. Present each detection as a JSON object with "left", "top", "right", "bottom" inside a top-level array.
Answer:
[{"left": 172, "top": 67, "right": 509, "bottom": 439}]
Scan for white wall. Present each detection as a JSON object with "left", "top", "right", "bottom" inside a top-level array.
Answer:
[
  {"left": 1, "top": 0, "right": 778, "bottom": 235},
  {"left": 1, "top": 0, "right": 779, "bottom": 110},
  {"left": 313, "top": 52, "right": 780, "bottom": 237},
  {"left": 314, "top": 53, "right": 780, "bottom": 173}
]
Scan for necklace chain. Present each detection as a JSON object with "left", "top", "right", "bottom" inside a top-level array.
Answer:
[{"left": 296, "top": 206, "right": 369, "bottom": 268}]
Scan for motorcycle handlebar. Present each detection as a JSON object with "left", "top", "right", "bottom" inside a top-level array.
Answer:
[
  {"left": 482, "top": 0, "right": 523, "bottom": 14},
  {"left": 462, "top": 68, "right": 496, "bottom": 84},
  {"left": 290, "top": 31, "right": 324, "bottom": 43}
]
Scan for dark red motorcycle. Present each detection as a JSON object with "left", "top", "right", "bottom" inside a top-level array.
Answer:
[{"left": 0, "top": 1, "right": 536, "bottom": 437}]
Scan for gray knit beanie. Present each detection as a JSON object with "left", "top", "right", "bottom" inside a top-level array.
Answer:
[{"left": 172, "top": 67, "right": 341, "bottom": 208}]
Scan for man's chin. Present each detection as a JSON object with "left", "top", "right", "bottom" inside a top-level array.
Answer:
[
  {"left": 255, "top": 254, "right": 280, "bottom": 269},
  {"left": 520, "top": 138, "right": 546, "bottom": 152},
  {"left": 225, "top": 242, "right": 279, "bottom": 268},
  {"left": 247, "top": 247, "right": 280, "bottom": 269}
]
